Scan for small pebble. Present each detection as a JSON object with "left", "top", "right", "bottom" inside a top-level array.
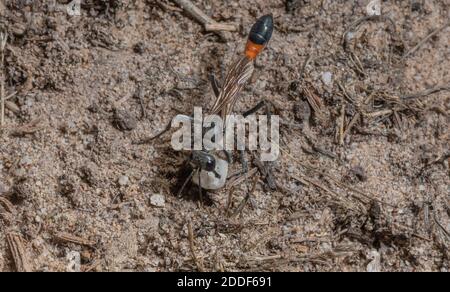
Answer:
[
  {"left": 113, "top": 109, "right": 137, "bottom": 131},
  {"left": 294, "top": 100, "right": 311, "bottom": 123},
  {"left": 118, "top": 175, "right": 129, "bottom": 186},
  {"left": 20, "top": 156, "right": 33, "bottom": 166},
  {"left": 351, "top": 165, "right": 367, "bottom": 182},
  {"left": 321, "top": 71, "right": 333, "bottom": 86},
  {"left": 0, "top": 181, "right": 8, "bottom": 195},
  {"left": 66, "top": 251, "right": 81, "bottom": 272},
  {"left": 133, "top": 42, "right": 146, "bottom": 54},
  {"left": 150, "top": 194, "right": 165, "bottom": 207},
  {"left": 366, "top": 0, "right": 381, "bottom": 16}
]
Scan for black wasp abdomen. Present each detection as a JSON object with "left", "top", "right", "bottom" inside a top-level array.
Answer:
[{"left": 248, "top": 14, "right": 274, "bottom": 46}]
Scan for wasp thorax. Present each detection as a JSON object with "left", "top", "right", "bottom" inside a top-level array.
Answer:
[{"left": 190, "top": 151, "right": 217, "bottom": 172}]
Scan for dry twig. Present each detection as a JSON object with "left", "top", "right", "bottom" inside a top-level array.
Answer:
[
  {"left": 54, "top": 232, "right": 96, "bottom": 247},
  {"left": 5, "top": 99, "right": 20, "bottom": 115},
  {"left": 230, "top": 176, "right": 258, "bottom": 218},
  {"left": 187, "top": 220, "right": 204, "bottom": 272},
  {"left": 401, "top": 84, "right": 450, "bottom": 100},
  {"left": 302, "top": 84, "right": 325, "bottom": 120},
  {"left": 280, "top": 147, "right": 396, "bottom": 208},
  {"left": 205, "top": 23, "right": 238, "bottom": 32},
  {"left": 0, "top": 32, "right": 8, "bottom": 128},
  {"left": 10, "top": 117, "right": 43, "bottom": 136},
  {"left": 171, "top": 0, "right": 234, "bottom": 40},
  {"left": 6, "top": 232, "right": 32, "bottom": 272},
  {"left": 0, "top": 196, "right": 15, "bottom": 213}
]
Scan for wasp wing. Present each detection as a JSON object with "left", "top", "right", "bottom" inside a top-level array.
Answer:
[{"left": 209, "top": 57, "right": 254, "bottom": 118}]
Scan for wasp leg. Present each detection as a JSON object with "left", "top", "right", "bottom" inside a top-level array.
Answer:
[
  {"left": 149, "top": 121, "right": 172, "bottom": 141},
  {"left": 239, "top": 150, "right": 248, "bottom": 175},
  {"left": 227, "top": 150, "right": 249, "bottom": 179},
  {"left": 137, "top": 114, "right": 194, "bottom": 144},
  {"left": 198, "top": 168, "right": 203, "bottom": 206},
  {"left": 243, "top": 99, "right": 273, "bottom": 129},
  {"left": 209, "top": 74, "right": 221, "bottom": 98},
  {"left": 223, "top": 150, "right": 233, "bottom": 164},
  {"left": 228, "top": 100, "right": 271, "bottom": 178},
  {"left": 243, "top": 100, "right": 267, "bottom": 117},
  {"left": 177, "top": 168, "right": 196, "bottom": 197}
]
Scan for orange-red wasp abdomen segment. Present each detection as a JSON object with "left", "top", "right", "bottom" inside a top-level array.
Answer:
[
  {"left": 245, "top": 41, "right": 265, "bottom": 60},
  {"left": 244, "top": 14, "right": 273, "bottom": 60}
]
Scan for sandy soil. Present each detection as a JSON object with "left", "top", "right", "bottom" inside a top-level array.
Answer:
[{"left": 0, "top": 0, "right": 449, "bottom": 272}]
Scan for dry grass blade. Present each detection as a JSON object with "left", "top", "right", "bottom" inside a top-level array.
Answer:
[
  {"left": 252, "top": 153, "right": 276, "bottom": 190},
  {"left": 280, "top": 147, "right": 396, "bottom": 208},
  {"left": 230, "top": 176, "right": 258, "bottom": 218},
  {"left": 10, "top": 117, "right": 43, "bottom": 136},
  {"left": 205, "top": 23, "right": 238, "bottom": 32},
  {"left": 5, "top": 100, "right": 20, "bottom": 115},
  {"left": 187, "top": 220, "right": 205, "bottom": 272},
  {"left": 342, "top": 112, "right": 360, "bottom": 139},
  {"left": 402, "top": 21, "right": 450, "bottom": 59},
  {"left": 0, "top": 196, "right": 15, "bottom": 213},
  {"left": 292, "top": 175, "right": 365, "bottom": 212},
  {"left": 54, "top": 232, "right": 96, "bottom": 247},
  {"left": 302, "top": 84, "right": 325, "bottom": 120},
  {"left": 226, "top": 167, "right": 258, "bottom": 188},
  {"left": 0, "top": 32, "right": 7, "bottom": 128},
  {"left": 6, "top": 232, "right": 32, "bottom": 272},
  {"left": 342, "top": 15, "right": 397, "bottom": 47},
  {"left": 401, "top": 84, "right": 450, "bottom": 100},
  {"left": 82, "top": 259, "right": 103, "bottom": 272},
  {"left": 338, "top": 103, "right": 345, "bottom": 145}
]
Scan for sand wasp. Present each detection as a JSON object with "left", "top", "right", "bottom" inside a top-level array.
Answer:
[{"left": 148, "top": 14, "right": 274, "bottom": 198}]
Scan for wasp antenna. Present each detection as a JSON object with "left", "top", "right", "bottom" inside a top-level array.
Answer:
[
  {"left": 177, "top": 169, "right": 196, "bottom": 197},
  {"left": 209, "top": 74, "right": 221, "bottom": 98}
]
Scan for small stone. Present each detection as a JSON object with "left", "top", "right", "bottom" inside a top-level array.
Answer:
[
  {"left": 366, "top": 0, "right": 381, "bottom": 16},
  {"left": 19, "top": 156, "right": 33, "bottom": 166},
  {"left": 345, "top": 32, "right": 355, "bottom": 43},
  {"left": 411, "top": 1, "right": 422, "bottom": 12},
  {"left": 79, "top": 162, "right": 98, "bottom": 186},
  {"left": 133, "top": 42, "right": 146, "bottom": 54},
  {"left": 321, "top": 71, "right": 333, "bottom": 86},
  {"left": 11, "top": 179, "right": 31, "bottom": 203},
  {"left": 351, "top": 165, "right": 367, "bottom": 182},
  {"left": 118, "top": 175, "right": 129, "bottom": 186},
  {"left": 0, "top": 181, "right": 8, "bottom": 195},
  {"left": 113, "top": 109, "right": 137, "bottom": 131},
  {"left": 149, "top": 194, "right": 165, "bottom": 207},
  {"left": 66, "top": 251, "right": 81, "bottom": 272},
  {"left": 367, "top": 250, "right": 381, "bottom": 272},
  {"left": 66, "top": 121, "right": 78, "bottom": 134},
  {"left": 12, "top": 167, "right": 26, "bottom": 178},
  {"left": 11, "top": 23, "right": 27, "bottom": 36},
  {"left": 58, "top": 175, "right": 76, "bottom": 196},
  {"left": 293, "top": 100, "right": 311, "bottom": 123}
]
